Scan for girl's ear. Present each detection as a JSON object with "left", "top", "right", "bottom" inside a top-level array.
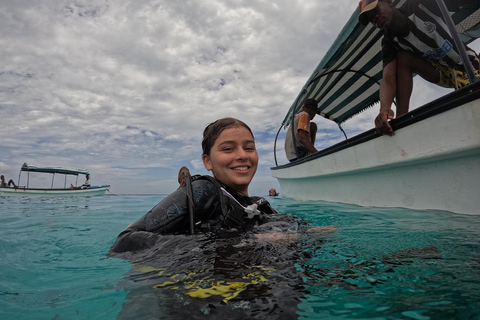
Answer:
[{"left": 202, "top": 154, "right": 213, "bottom": 171}]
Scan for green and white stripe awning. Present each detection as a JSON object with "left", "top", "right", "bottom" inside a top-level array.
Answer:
[
  {"left": 21, "top": 163, "right": 90, "bottom": 176},
  {"left": 282, "top": 0, "right": 480, "bottom": 127}
]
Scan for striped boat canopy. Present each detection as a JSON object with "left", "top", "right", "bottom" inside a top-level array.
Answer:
[
  {"left": 21, "top": 163, "right": 90, "bottom": 176},
  {"left": 282, "top": 0, "right": 480, "bottom": 127}
]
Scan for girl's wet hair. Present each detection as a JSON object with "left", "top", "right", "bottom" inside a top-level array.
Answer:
[{"left": 202, "top": 118, "right": 254, "bottom": 155}]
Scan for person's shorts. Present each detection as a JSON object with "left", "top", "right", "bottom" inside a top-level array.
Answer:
[
  {"left": 288, "top": 148, "right": 308, "bottom": 162},
  {"left": 431, "top": 60, "right": 480, "bottom": 89}
]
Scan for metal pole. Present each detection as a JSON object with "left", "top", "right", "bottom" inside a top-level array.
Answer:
[
  {"left": 291, "top": 108, "right": 298, "bottom": 160},
  {"left": 51, "top": 173, "right": 55, "bottom": 188},
  {"left": 435, "top": 0, "right": 477, "bottom": 84}
]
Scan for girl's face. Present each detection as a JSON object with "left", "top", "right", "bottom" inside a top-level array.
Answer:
[{"left": 202, "top": 126, "right": 258, "bottom": 196}]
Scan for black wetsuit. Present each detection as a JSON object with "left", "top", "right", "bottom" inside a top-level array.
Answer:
[
  {"left": 108, "top": 176, "right": 316, "bottom": 320},
  {"left": 109, "top": 176, "right": 277, "bottom": 253}
]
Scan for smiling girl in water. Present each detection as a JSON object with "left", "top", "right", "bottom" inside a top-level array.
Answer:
[{"left": 110, "top": 118, "right": 281, "bottom": 253}]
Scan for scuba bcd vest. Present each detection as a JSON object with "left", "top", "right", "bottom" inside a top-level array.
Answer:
[{"left": 179, "top": 167, "right": 276, "bottom": 234}]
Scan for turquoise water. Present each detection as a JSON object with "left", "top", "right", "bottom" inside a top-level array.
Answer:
[{"left": 1, "top": 195, "right": 479, "bottom": 319}]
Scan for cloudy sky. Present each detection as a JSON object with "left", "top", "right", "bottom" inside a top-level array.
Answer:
[{"left": 1, "top": 0, "right": 477, "bottom": 195}]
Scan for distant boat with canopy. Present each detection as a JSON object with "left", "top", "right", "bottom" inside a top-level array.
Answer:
[{"left": 0, "top": 163, "right": 110, "bottom": 196}]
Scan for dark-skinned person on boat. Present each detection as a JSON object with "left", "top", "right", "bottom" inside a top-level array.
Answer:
[{"left": 358, "top": 0, "right": 480, "bottom": 136}]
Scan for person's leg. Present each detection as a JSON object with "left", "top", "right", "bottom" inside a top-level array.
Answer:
[
  {"left": 8, "top": 179, "right": 17, "bottom": 188},
  {"left": 309, "top": 122, "right": 317, "bottom": 145},
  {"left": 395, "top": 51, "right": 439, "bottom": 116}
]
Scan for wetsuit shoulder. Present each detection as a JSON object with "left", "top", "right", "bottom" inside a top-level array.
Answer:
[{"left": 109, "top": 178, "right": 221, "bottom": 253}]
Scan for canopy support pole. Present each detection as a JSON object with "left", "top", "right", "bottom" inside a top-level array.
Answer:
[
  {"left": 338, "top": 123, "right": 348, "bottom": 140},
  {"left": 273, "top": 123, "right": 282, "bottom": 167},
  {"left": 435, "top": 0, "right": 477, "bottom": 84}
]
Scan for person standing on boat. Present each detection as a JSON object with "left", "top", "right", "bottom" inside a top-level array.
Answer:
[
  {"left": 358, "top": 0, "right": 479, "bottom": 136},
  {"left": 0, "top": 175, "right": 17, "bottom": 188},
  {"left": 284, "top": 98, "right": 319, "bottom": 162}
]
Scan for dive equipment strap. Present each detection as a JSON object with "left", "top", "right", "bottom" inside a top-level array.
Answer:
[
  {"left": 184, "top": 169, "right": 195, "bottom": 235},
  {"left": 220, "top": 187, "right": 263, "bottom": 219},
  {"left": 181, "top": 170, "right": 266, "bottom": 232}
]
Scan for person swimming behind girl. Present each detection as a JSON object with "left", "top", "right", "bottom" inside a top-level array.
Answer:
[{"left": 269, "top": 188, "right": 279, "bottom": 196}]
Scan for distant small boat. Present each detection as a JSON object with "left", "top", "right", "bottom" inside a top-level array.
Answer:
[{"left": 0, "top": 163, "right": 110, "bottom": 196}]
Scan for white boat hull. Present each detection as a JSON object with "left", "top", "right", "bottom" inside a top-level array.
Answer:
[
  {"left": 0, "top": 185, "right": 110, "bottom": 197},
  {"left": 272, "top": 98, "right": 480, "bottom": 215}
]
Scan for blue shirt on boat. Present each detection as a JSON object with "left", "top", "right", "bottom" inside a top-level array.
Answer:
[{"left": 382, "top": 0, "right": 479, "bottom": 71}]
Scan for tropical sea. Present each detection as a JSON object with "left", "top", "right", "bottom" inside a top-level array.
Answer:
[{"left": 1, "top": 195, "right": 479, "bottom": 320}]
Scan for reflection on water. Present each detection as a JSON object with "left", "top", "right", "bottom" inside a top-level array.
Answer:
[{"left": 110, "top": 217, "right": 329, "bottom": 319}]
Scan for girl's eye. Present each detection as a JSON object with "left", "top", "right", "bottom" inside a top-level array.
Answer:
[{"left": 245, "top": 144, "right": 256, "bottom": 151}]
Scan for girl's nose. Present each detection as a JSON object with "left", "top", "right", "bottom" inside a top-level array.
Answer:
[{"left": 235, "top": 147, "right": 248, "bottom": 159}]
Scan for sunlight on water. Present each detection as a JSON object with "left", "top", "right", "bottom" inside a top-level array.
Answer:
[{"left": 0, "top": 195, "right": 479, "bottom": 319}]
